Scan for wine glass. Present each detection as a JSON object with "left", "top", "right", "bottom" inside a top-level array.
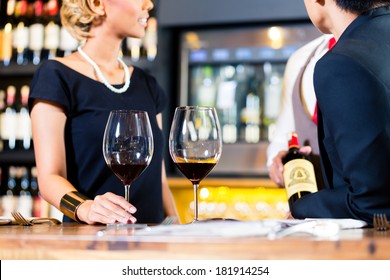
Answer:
[
  {"left": 102, "top": 110, "right": 153, "bottom": 203},
  {"left": 169, "top": 106, "right": 222, "bottom": 222}
]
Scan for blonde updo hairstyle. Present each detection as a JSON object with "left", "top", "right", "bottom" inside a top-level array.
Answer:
[{"left": 60, "top": 0, "right": 105, "bottom": 41}]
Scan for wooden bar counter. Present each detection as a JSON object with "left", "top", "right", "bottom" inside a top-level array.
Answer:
[{"left": 0, "top": 223, "right": 389, "bottom": 260}]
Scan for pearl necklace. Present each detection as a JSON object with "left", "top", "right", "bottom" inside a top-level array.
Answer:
[{"left": 77, "top": 46, "right": 130, "bottom": 94}]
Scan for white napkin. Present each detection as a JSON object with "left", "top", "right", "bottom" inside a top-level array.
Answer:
[
  {"left": 136, "top": 218, "right": 367, "bottom": 238},
  {"left": 304, "top": 218, "right": 367, "bottom": 229}
]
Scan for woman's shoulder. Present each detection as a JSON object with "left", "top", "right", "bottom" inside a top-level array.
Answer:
[
  {"left": 35, "top": 55, "right": 81, "bottom": 75},
  {"left": 132, "top": 66, "right": 167, "bottom": 112},
  {"left": 31, "top": 60, "right": 65, "bottom": 84},
  {"left": 51, "top": 54, "right": 88, "bottom": 73},
  {"left": 132, "top": 66, "right": 160, "bottom": 89},
  {"left": 133, "top": 66, "right": 162, "bottom": 90},
  {"left": 34, "top": 55, "right": 96, "bottom": 84},
  {"left": 132, "top": 66, "right": 151, "bottom": 79}
]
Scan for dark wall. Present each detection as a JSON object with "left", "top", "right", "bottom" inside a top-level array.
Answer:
[{"left": 158, "top": 0, "right": 310, "bottom": 27}]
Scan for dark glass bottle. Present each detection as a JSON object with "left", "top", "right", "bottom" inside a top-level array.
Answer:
[
  {"left": 282, "top": 132, "right": 318, "bottom": 210},
  {"left": 17, "top": 166, "right": 33, "bottom": 217},
  {"left": 2, "top": 166, "right": 18, "bottom": 216},
  {"left": 30, "top": 166, "right": 42, "bottom": 217}
]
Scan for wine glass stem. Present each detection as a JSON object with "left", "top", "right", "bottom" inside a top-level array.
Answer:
[
  {"left": 124, "top": 184, "right": 131, "bottom": 202},
  {"left": 193, "top": 183, "right": 199, "bottom": 222}
]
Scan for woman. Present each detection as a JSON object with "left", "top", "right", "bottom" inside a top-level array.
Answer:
[
  {"left": 290, "top": 0, "right": 390, "bottom": 224},
  {"left": 29, "top": 0, "right": 178, "bottom": 224}
]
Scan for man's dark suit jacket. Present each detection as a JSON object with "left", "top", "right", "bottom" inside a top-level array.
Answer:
[{"left": 291, "top": 7, "right": 390, "bottom": 225}]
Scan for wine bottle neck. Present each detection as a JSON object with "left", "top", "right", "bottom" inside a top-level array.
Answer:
[{"left": 288, "top": 132, "right": 300, "bottom": 149}]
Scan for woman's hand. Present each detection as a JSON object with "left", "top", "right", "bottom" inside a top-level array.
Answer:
[
  {"left": 76, "top": 192, "right": 137, "bottom": 224},
  {"left": 269, "top": 146, "right": 313, "bottom": 187}
]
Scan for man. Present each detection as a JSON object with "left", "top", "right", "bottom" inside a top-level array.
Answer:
[
  {"left": 290, "top": 0, "right": 390, "bottom": 224},
  {"left": 267, "top": 34, "right": 334, "bottom": 188}
]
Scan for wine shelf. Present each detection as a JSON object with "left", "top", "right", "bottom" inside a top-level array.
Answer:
[
  {"left": 0, "top": 150, "right": 35, "bottom": 166},
  {"left": 0, "top": 64, "right": 39, "bottom": 77}
]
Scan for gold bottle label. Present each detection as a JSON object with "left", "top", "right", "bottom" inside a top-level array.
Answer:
[{"left": 283, "top": 159, "right": 318, "bottom": 199}]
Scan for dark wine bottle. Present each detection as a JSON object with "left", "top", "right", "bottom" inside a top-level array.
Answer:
[
  {"left": 282, "top": 132, "right": 318, "bottom": 209},
  {"left": 2, "top": 166, "right": 18, "bottom": 216},
  {"left": 30, "top": 166, "right": 42, "bottom": 217},
  {"left": 16, "top": 167, "right": 33, "bottom": 217}
]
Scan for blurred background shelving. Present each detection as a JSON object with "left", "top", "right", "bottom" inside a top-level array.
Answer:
[{"left": 1, "top": 0, "right": 320, "bottom": 220}]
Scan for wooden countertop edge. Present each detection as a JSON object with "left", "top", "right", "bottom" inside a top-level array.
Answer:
[{"left": 0, "top": 231, "right": 388, "bottom": 260}]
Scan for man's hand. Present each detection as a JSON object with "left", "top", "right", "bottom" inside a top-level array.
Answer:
[{"left": 268, "top": 146, "right": 312, "bottom": 187}]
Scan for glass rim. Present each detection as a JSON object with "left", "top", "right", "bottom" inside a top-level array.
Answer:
[
  {"left": 109, "top": 109, "right": 148, "bottom": 114},
  {"left": 175, "top": 106, "right": 215, "bottom": 111}
]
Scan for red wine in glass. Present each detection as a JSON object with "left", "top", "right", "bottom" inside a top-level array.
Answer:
[
  {"left": 103, "top": 110, "right": 154, "bottom": 202},
  {"left": 169, "top": 106, "right": 222, "bottom": 222},
  {"left": 110, "top": 162, "right": 148, "bottom": 186},
  {"left": 174, "top": 161, "right": 216, "bottom": 185}
]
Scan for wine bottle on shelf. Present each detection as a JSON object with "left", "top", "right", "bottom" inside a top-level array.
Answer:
[
  {"left": 6, "top": 0, "right": 17, "bottom": 30},
  {"left": 1, "top": 166, "right": 18, "bottom": 217},
  {"left": 282, "top": 132, "right": 318, "bottom": 209},
  {"left": 240, "top": 79, "right": 261, "bottom": 143},
  {"left": 59, "top": 25, "right": 78, "bottom": 57},
  {"left": 30, "top": 166, "right": 43, "bottom": 217},
  {"left": 216, "top": 66, "right": 238, "bottom": 144},
  {"left": 0, "top": 85, "right": 17, "bottom": 151},
  {"left": 29, "top": 0, "right": 45, "bottom": 65},
  {"left": 0, "top": 6, "right": 4, "bottom": 65},
  {"left": 126, "top": 37, "right": 142, "bottom": 62},
  {"left": 44, "top": 0, "right": 60, "bottom": 59},
  {"left": 0, "top": 89, "right": 5, "bottom": 151},
  {"left": 196, "top": 66, "right": 216, "bottom": 106},
  {"left": 16, "top": 85, "right": 32, "bottom": 150},
  {"left": 12, "top": 0, "right": 30, "bottom": 65},
  {"left": 1, "top": 2, "right": 5, "bottom": 59},
  {"left": 0, "top": 0, "right": 15, "bottom": 66},
  {"left": 262, "top": 62, "right": 283, "bottom": 141},
  {"left": 16, "top": 167, "right": 33, "bottom": 217},
  {"left": 143, "top": 17, "right": 158, "bottom": 61}
]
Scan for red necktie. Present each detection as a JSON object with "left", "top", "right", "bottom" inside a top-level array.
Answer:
[{"left": 312, "top": 37, "right": 336, "bottom": 125}]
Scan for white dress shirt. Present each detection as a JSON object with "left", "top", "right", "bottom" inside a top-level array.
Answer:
[{"left": 266, "top": 35, "right": 332, "bottom": 168}]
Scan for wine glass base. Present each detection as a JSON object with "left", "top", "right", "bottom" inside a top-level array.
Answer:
[
  {"left": 106, "top": 223, "right": 148, "bottom": 229},
  {"left": 191, "top": 218, "right": 240, "bottom": 223}
]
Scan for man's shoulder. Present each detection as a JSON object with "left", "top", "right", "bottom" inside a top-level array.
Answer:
[{"left": 290, "top": 35, "right": 331, "bottom": 61}]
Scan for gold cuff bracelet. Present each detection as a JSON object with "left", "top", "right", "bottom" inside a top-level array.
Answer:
[{"left": 60, "top": 191, "right": 89, "bottom": 223}]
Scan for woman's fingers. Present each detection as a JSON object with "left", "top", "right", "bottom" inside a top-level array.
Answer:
[
  {"left": 103, "top": 192, "right": 137, "bottom": 214},
  {"left": 86, "top": 193, "right": 138, "bottom": 224}
]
